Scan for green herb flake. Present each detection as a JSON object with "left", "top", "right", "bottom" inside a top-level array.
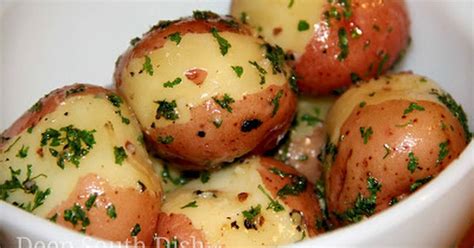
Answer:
[
  {"left": 359, "top": 101, "right": 367, "bottom": 108},
  {"left": 257, "top": 184, "right": 284, "bottom": 212},
  {"left": 436, "top": 141, "right": 449, "bottom": 166},
  {"left": 130, "top": 223, "right": 141, "bottom": 236},
  {"left": 301, "top": 114, "right": 323, "bottom": 127},
  {"left": 277, "top": 175, "right": 307, "bottom": 198},
  {"left": 410, "top": 176, "right": 433, "bottom": 192},
  {"left": 63, "top": 203, "right": 90, "bottom": 232},
  {"left": 106, "top": 204, "right": 117, "bottom": 219},
  {"left": 376, "top": 53, "right": 390, "bottom": 77},
  {"left": 40, "top": 126, "right": 96, "bottom": 169},
  {"left": 29, "top": 101, "right": 43, "bottom": 113},
  {"left": 337, "top": 28, "right": 349, "bottom": 61},
  {"left": 298, "top": 20, "right": 310, "bottom": 31},
  {"left": 351, "top": 27, "right": 362, "bottom": 38},
  {"left": 200, "top": 171, "right": 210, "bottom": 184},
  {"left": 181, "top": 200, "right": 198, "bottom": 209},
  {"left": 130, "top": 37, "right": 141, "bottom": 46},
  {"left": 350, "top": 72, "right": 362, "bottom": 83},
  {"left": 210, "top": 27, "right": 231, "bottom": 56},
  {"left": 143, "top": 55, "right": 154, "bottom": 76},
  {"left": 263, "top": 43, "right": 286, "bottom": 74},
  {"left": 240, "top": 12, "right": 248, "bottom": 24},
  {"left": 48, "top": 213, "right": 58, "bottom": 223},
  {"left": 16, "top": 145, "right": 29, "bottom": 158},
  {"left": 271, "top": 90, "right": 284, "bottom": 117},
  {"left": 155, "top": 100, "right": 179, "bottom": 120},
  {"left": 193, "top": 10, "right": 219, "bottom": 20},
  {"left": 113, "top": 146, "right": 128, "bottom": 165},
  {"left": 388, "top": 197, "right": 399, "bottom": 206},
  {"left": 213, "top": 94, "right": 235, "bottom": 113},
  {"left": 248, "top": 61, "right": 267, "bottom": 75},
  {"left": 403, "top": 102, "right": 425, "bottom": 115},
  {"left": 359, "top": 126, "right": 373, "bottom": 144},
  {"left": 158, "top": 135, "right": 174, "bottom": 145},
  {"left": 168, "top": 32, "right": 182, "bottom": 45},
  {"left": 163, "top": 77, "right": 182, "bottom": 88},
  {"left": 65, "top": 85, "right": 86, "bottom": 96},
  {"left": 242, "top": 204, "right": 261, "bottom": 222},
  {"left": 288, "top": 0, "right": 295, "bottom": 8},
  {"left": 231, "top": 66, "right": 244, "bottom": 78},
  {"left": 106, "top": 94, "right": 123, "bottom": 108},
  {"left": 407, "top": 152, "right": 419, "bottom": 173},
  {"left": 85, "top": 193, "right": 98, "bottom": 210},
  {"left": 161, "top": 165, "right": 189, "bottom": 186},
  {"left": 164, "top": 238, "right": 179, "bottom": 248}
]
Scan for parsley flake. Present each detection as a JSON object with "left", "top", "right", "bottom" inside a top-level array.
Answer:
[
  {"left": 210, "top": 27, "right": 231, "bottom": 56},
  {"left": 407, "top": 152, "right": 419, "bottom": 173},
  {"left": 114, "top": 146, "right": 127, "bottom": 165},
  {"left": 169, "top": 32, "right": 182, "bottom": 45},
  {"left": 359, "top": 126, "right": 373, "bottom": 144},
  {"left": 143, "top": 55, "right": 154, "bottom": 76},
  {"left": 298, "top": 20, "right": 310, "bottom": 31},
  {"left": 181, "top": 200, "right": 198, "bottom": 209},
  {"left": 163, "top": 77, "right": 182, "bottom": 88},
  {"left": 213, "top": 94, "right": 235, "bottom": 113},
  {"left": 403, "top": 102, "right": 425, "bottom": 115}
]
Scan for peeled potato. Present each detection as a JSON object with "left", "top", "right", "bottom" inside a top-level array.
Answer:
[
  {"left": 231, "top": 0, "right": 410, "bottom": 95},
  {"left": 323, "top": 72, "right": 470, "bottom": 226},
  {"left": 155, "top": 156, "right": 322, "bottom": 247},
  {"left": 114, "top": 11, "right": 297, "bottom": 170},
  {"left": 0, "top": 84, "right": 162, "bottom": 244}
]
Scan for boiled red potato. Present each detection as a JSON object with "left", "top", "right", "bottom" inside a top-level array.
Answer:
[
  {"left": 323, "top": 72, "right": 470, "bottom": 226},
  {"left": 155, "top": 156, "right": 323, "bottom": 247},
  {"left": 0, "top": 84, "right": 162, "bottom": 244},
  {"left": 273, "top": 96, "right": 335, "bottom": 181},
  {"left": 231, "top": 0, "right": 410, "bottom": 95},
  {"left": 114, "top": 11, "right": 297, "bottom": 170}
]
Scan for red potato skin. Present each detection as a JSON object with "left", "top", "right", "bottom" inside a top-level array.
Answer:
[
  {"left": 326, "top": 100, "right": 467, "bottom": 223},
  {"left": 115, "top": 16, "right": 297, "bottom": 170},
  {"left": 459, "top": 223, "right": 474, "bottom": 248},
  {"left": 295, "top": 0, "right": 410, "bottom": 96},
  {"left": 47, "top": 174, "right": 161, "bottom": 245},
  {"left": 258, "top": 157, "right": 322, "bottom": 236},
  {"left": 0, "top": 84, "right": 108, "bottom": 150},
  {"left": 155, "top": 213, "right": 208, "bottom": 248}
]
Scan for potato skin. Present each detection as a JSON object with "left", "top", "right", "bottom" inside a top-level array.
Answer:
[
  {"left": 0, "top": 84, "right": 162, "bottom": 244},
  {"left": 115, "top": 14, "right": 297, "bottom": 170},
  {"left": 323, "top": 73, "right": 469, "bottom": 226},
  {"left": 296, "top": 0, "right": 410, "bottom": 95},
  {"left": 155, "top": 157, "right": 322, "bottom": 247}
]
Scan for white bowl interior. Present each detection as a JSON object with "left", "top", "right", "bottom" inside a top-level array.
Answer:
[{"left": 0, "top": 0, "right": 473, "bottom": 247}]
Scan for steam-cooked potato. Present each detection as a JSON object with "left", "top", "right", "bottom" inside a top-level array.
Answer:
[
  {"left": 155, "top": 156, "right": 322, "bottom": 247},
  {"left": 0, "top": 84, "right": 162, "bottom": 244},
  {"left": 323, "top": 72, "right": 470, "bottom": 226},
  {"left": 114, "top": 11, "right": 297, "bottom": 170},
  {"left": 273, "top": 96, "right": 335, "bottom": 181},
  {"left": 231, "top": 0, "right": 410, "bottom": 95}
]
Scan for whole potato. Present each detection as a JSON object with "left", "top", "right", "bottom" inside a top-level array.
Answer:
[
  {"left": 323, "top": 72, "right": 470, "bottom": 226},
  {"left": 231, "top": 0, "right": 410, "bottom": 95},
  {"left": 114, "top": 11, "right": 297, "bottom": 170},
  {"left": 0, "top": 84, "right": 162, "bottom": 244},
  {"left": 155, "top": 156, "right": 322, "bottom": 247}
]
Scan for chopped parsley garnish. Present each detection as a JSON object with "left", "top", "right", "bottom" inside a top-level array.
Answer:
[
  {"left": 48, "top": 213, "right": 58, "bottom": 223},
  {"left": 213, "top": 94, "right": 235, "bottom": 113},
  {"left": 395, "top": 120, "right": 414, "bottom": 128},
  {"left": 240, "top": 12, "right": 248, "bottom": 24},
  {"left": 407, "top": 152, "right": 419, "bottom": 173},
  {"left": 315, "top": 180, "right": 331, "bottom": 231},
  {"left": 29, "top": 101, "right": 43, "bottom": 113},
  {"left": 403, "top": 102, "right": 425, "bottom": 115},
  {"left": 298, "top": 20, "right": 310, "bottom": 31},
  {"left": 242, "top": 204, "right": 261, "bottom": 229},
  {"left": 359, "top": 101, "right": 367, "bottom": 108},
  {"left": 168, "top": 32, "right": 182, "bottom": 45},
  {"left": 114, "top": 146, "right": 127, "bottom": 165},
  {"left": 16, "top": 145, "right": 29, "bottom": 158},
  {"left": 143, "top": 55, "right": 154, "bottom": 76},
  {"left": 410, "top": 176, "right": 433, "bottom": 192},
  {"left": 263, "top": 43, "right": 286, "bottom": 74},
  {"left": 301, "top": 108, "right": 323, "bottom": 126},
  {"left": 164, "top": 238, "right": 179, "bottom": 248},
  {"left": 430, "top": 89, "right": 472, "bottom": 141},
  {"left": 64, "top": 203, "right": 90, "bottom": 232},
  {"left": 107, "top": 94, "right": 123, "bottom": 108},
  {"left": 351, "top": 27, "right": 362, "bottom": 38},
  {"left": 289, "top": 73, "right": 299, "bottom": 93},
  {"left": 161, "top": 165, "right": 189, "bottom": 186},
  {"left": 339, "top": 0, "right": 352, "bottom": 18},
  {"left": 231, "top": 66, "right": 244, "bottom": 78},
  {"left": 40, "top": 126, "right": 96, "bottom": 169},
  {"left": 336, "top": 176, "right": 381, "bottom": 224},
  {"left": 130, "top": 37, "right": 141, "bottom": 46},
  {"left": 65, "top": 85, "right": 86, "bottom": 96},
  {"left": 359, "top": 126, "right": 373, "bottom": 144},
  {"left": 200, "top": 171, "right": 210, "bottom": 184},
  {"left": 257, "top": 184, "right": 284, "bottom": 212},
  {"left": 350, "top": 72, "right": 362, "bottom": 83},
  {"left": 106, "top": 204, "right": 117, "bottom": 219},
  {"left": 181, "top": 200, "right": 198, "bottom": 209},
  {"left": 376, "top": 53, "right": 390, "bottom": 77},
  {"left": 268, "top": 168, "right": 308, "bottom": 198},
  {"left": 271, "top": 90, "right": 284, "bottom": 117},
  {"left": 388, "top": 197, "right": 399, "bottom": 206},
  {"left": 241, "top": 119, "right": 263, "bottom": 132},
  {"left": 436, "top": 141, "right": 449, "bottom": 165},
  {"left": 248, "top": 61, "right": 267, "bottom": 75},
  {"left": 193, "top": 10, "right": 219, "bottom": 20},
  {"left": 288, "top": 0, "right": 295, "bottom": 8},
  {"left": 210, "top": 27, "right": 231, "bottom": 56},
  {"left": 85, "top": 193, "right": 97, "bottom": 210},
  {"left": 130, "top": 223, "right": 141, "bottom": 236},
  {"left": 163, "top": 77, "right": 182, "bottom": 88},
  {"left": 155, "top": 100, "right": 179, "bottom": 120},
  {"left": 337, "top": 28, "right": 349, "bottom": 61},
  {"left": 158, "top": 135, "right": 174, "bottom": 145}
]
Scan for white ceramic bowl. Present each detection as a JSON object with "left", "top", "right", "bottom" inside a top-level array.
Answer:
[{"left": 0, "top": 0, "right": 473, "bottom": 247}]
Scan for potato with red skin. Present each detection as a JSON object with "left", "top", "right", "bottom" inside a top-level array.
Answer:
[
  {"left": 155, "top": 156, "right": 323, "bottom": 247},
  {"left": 114, "top": 11, "right": 297, "bottom": 170},
  {"left": 0, "top": 84, "right": 162, "bottom": 244},
  {"left": 231, "top": 0, "right": 410, "bottom": 95},
  {"left": 323, "top": 73, "right": 470, "bottom": 226}
]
